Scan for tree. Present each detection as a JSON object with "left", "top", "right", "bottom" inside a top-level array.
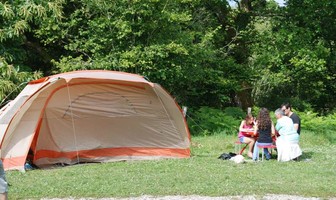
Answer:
[
  {"left": 285, "top": 0, "right": 336, "bottom": 112},
  {"left": 2, "top": 0, "right": 335, "bottom": 113},
  {"left": 0, "top": 0, "right": 64, "bottom": 72},
  {"left": 0, "top": 57, "right": 41, "bottom": 106},
  {"left": 248, "top": 0, "right": 336, "bottom": 113},
  {"left": 34, "top": 0, "right": 250, "bottom": 108}
]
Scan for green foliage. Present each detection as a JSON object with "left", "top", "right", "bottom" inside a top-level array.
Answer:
[
  {"left": 248, "top": 0, "right": 336, "bottom": 113},
  {"left": 223, "top": 106, "right": 246, "bottom": 119},
  {"left": 188, "top": 106, "right": 243, "bottom": 136},
  {"left": 1, "top": 0, "right": 336, "bottom": 114},
  {"left": 0, "top": 1, "right": 65, "bottom": 80},
  {"left": 298, "top": 110, "right": 336, "bottom": 143},
  {"left": 0, "top": 1, "right": 64, "bottom": 39},
  {"left": 0, "top": 57, "right": 42, "bottom": 105},
  {"left": 34, "top": 0, "right": 244, "bottom": 108}
]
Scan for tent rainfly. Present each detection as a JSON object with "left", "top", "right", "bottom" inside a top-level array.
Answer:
[{"left": 0, "top": 70, "right": 190, "bottom": 171}]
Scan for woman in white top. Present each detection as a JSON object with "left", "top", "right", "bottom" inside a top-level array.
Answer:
[{"left": 274, "top": 108, "right": 302, "bottom": 161}]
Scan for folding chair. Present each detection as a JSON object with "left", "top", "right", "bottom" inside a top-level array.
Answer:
[{"left": 235, "top": 141, "right": 248, "bottom": 155}]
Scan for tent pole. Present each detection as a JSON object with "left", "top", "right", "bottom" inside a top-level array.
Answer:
[{"left": 66, "top": 82, "right": 80, "bottom": 165}]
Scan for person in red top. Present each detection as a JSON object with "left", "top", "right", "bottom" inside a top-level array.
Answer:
[{"left": 238, "top": 114, "right": 256, "bottom": 158}]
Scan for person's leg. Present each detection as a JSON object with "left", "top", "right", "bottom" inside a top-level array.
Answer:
[
  {"left": 243, "top": 137, "right": 256, "bottom": 158},
  {"left": 0, "top": 161, "right": 8, "bottom": 200},
  {"left": 252, "top": 141, "right": 259, "bottom": 161},
  {"left": 257, "top": 142, "right": 273, "bottom": 160},
  {"left": 0, "top": 193, "right": 8, "bottom": 200},
  {"left": 263, "top": 148, "right": 271, "bottom": 160},
  {"left": 288, "top": 140, "right": 302, "bottom": 161},
  {"left": 263, "top": 146, "right": 272, "bottom": 160}
]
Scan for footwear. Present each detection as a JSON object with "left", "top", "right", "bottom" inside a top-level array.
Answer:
[
  {"left": 292, "top": 157, "right": 299, "bottom": 161},
  {"left": 247, "top": 152, "right": 253, "bottom": 158}
]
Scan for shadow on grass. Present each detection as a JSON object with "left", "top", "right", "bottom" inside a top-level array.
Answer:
[
  {"left": 190, "top": 154, "right": 213, "bottom": 157},
  {"left": 268, "top": 150, "right": 313, "bottom": 161},
  {"left": 300, "top": 151, "right": 313, "bottom": 160},
  {"left": 289, "top": 151, "right": 314, "bottom": 162}
]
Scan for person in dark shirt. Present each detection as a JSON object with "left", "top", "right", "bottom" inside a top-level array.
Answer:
[
  {"left": 252, "top": 108, "right": 275, "bottom": 161},
  {"left": 281, "top": 103, "right": 301, "bottom": 135}
]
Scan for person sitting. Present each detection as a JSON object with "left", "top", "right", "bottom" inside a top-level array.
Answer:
[
  {"left": 281, "top": 103, "right": 301, "bottom": 135},
  {"left": 238, "top": 114, "right": 256, "bottom": 158},
  {"left": 274, "top": 108, "right": 302, "bottom": 161},
  {"left": 252, "top": 108, "right": 275, "bottom": 161}
]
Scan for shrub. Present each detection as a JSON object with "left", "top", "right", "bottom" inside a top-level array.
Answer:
[
  {"left": 223, "top": 107, "right": 246, "bottom": 119},
  {"left": 187, "top": 106, "right": 243, "bottom": 136},
  {"left": 298, "top": 110, "right": 336, "bottom": 143}
]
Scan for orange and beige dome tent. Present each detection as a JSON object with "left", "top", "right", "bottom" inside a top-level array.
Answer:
[{"left": 0, "top": 70, "right": 190, "bottom": 171}]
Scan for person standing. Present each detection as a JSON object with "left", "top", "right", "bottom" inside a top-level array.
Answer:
[
  {"left": 0, "top": 159, "right": 8, "bottom": 200},
  {"left": 281, "top": 103, "right": 301, "bottom": 135},
  {"left": 252, "top": 108, "right": 275, "bottom": 161}
]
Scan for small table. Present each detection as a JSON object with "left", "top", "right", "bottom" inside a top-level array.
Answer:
[{"left": 244, "top": 130, "right": 258, "bottom": 137}]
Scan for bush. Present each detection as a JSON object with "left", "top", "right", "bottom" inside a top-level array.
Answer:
[
  {"left": 298, "top": 110, "right": 336, "bottom": 143},
  {"left": 187, "top": 106, "right": 243, "bottom": 136},
  {"left": 223, "top": 107, "right": 246, "bottom": 119}
]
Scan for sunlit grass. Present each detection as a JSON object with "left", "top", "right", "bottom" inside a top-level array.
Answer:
[{"left": 7, "top": 131, "right": 336, "bottom": 199}]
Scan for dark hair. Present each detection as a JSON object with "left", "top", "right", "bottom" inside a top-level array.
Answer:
[
  {"left": 281, "top": 102, "right": 291, "bottom": 109},
  {"left": 257, "top": 108, "right": 272, "bottom": 130}
]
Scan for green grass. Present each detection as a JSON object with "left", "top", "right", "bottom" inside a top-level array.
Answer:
[{"left": 7, "top": 131, "right": 336, "bottom": 199}]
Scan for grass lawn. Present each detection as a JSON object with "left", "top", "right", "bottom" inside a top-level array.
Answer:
[{"left": 6, "top": 131, "right": 336, "bottom": 199}]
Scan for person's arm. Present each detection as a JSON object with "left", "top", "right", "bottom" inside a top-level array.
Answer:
[
  {"left": 239, "top": 120, "right": 245, "bottom": 132},
  {"left": 253, "top": 125, "right": 258, "bottom": 137},
  {"left": 293, "top": 124, "right": 299, "bottom": 132},
  {"left": 271, "top": 123, "right": 276, "bottom": 138},
  {"left": 239, "top": 120, "right": 253, "bottom": 132},
  {"left": 291, "top": 114, "right": 300, "bottom": 132},
  {"left": 275, "top": 121, "right": 282, "bottom": 135},
  {"left": 251, "top": 120, "right": 258, "bottom": 136}
]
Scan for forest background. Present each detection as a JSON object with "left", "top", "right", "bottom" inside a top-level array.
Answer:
[{"left": 1, "top": 0, "right": 335, "bottom": 140}]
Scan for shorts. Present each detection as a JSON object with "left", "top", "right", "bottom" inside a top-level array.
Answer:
[
  {"left": 239, "top": 137, "right": 244, "bottom": 143},
  {"left": 0, "top": 160, "right": 8, "bottom": 193}
]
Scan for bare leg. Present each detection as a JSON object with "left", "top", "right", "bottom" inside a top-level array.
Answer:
[
  {"left": 243, "top": 137, "right": 256, "bottom": 158},
  {"left": 0, "top": 193, "right": 8, "bottom": 200}
]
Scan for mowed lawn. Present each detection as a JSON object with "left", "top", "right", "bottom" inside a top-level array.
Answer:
[{"left": 6, "top": 131, "right": 336, "bottom": 199}]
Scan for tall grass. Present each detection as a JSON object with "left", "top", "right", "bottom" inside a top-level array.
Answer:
[{"left": 6, "top": 131, "right": 336, "bottom": 199}]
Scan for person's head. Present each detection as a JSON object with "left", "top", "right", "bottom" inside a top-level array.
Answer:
[
  {"left": 244, "top": 114, "right": 254, "bottom": 125},
  {"left": 257, "top": 108, "right": 271, "bottom": 130},
  {"left": 281, "top": 103, "right": 292, "bottom": 116},
  {"left": 274, "top": 108, "right": 284, "bottom": 119}
]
